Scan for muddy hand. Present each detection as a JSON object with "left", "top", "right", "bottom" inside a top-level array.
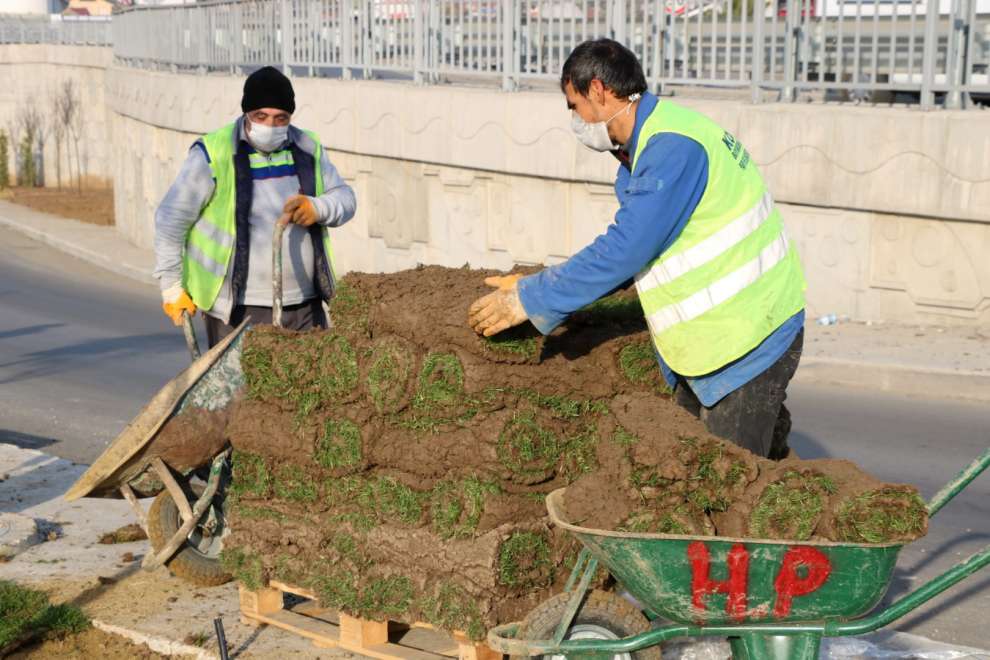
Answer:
[
  {"left": 468, "top": 276, "right": 528, "bottom": 337},
  {"left": 282, "top": 195, "right": 319, "bottom": 227}
]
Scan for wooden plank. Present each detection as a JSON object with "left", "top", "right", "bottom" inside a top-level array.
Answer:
[
  {"left": 340, "top": 640, "right": 450, "bottom": 660},
  {"left": 242, "top": 609, "right": 342, "bottom": 649},
  {"left": 340, "top": 613, "right": 389, "bottom": 648},
  {"left": 270, "top": 579, "right": 318, "bottom": 601},
  {"left": 240, "top": 582, "right": 504, "bottom": 660},
  {"left": 239, "top": 584, "right": 282, "bottom": 627}
]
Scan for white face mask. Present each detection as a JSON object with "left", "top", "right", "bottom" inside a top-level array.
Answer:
[
  {"left": 247, "top": 120, "right": 289, "bottom": 152},
  {"left": 571, "top": 93, "right": 641, "bottom": 152}
]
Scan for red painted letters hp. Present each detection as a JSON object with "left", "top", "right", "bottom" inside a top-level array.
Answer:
[
  {"left": 688, "top": 541, "right": 750, "bottom": 622},
  {"left": 773, "top": 546, "right": 832, "bottom": 617}
]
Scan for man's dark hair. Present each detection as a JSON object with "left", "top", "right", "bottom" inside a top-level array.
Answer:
[{"left": 561, "top": 39, "right": 648, "bottom": 98}]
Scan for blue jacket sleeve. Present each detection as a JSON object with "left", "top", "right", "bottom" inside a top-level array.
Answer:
[{"left": 518, "top": 133, "right": 709, "bottom": 334}]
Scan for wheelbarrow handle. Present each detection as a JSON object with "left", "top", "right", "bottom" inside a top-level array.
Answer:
[
  {"left": 272, "top": 218, "right": 287, "bottom": 329},
  {"left": 181, "top": 310, "right": 201, "bottom": 362},
  {"left": 927, "top": 446, "right": 990, "bottom": 517}
]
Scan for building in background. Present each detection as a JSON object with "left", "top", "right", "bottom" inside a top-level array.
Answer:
[
  {"left": 4, "top": 0, "right": 53, "bottom": 15},
  {"left": 63, "top": 0, "right": 114, "bottom": 16}
]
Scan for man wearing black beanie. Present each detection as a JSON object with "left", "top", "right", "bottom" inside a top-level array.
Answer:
[{"left": 153, "top": 66, "right": 357, "bottom": 345}]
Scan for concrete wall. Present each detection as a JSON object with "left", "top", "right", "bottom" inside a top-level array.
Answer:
[
  {"left": 0, "top": 45, "right": 112, "bottom": 189},
  {"left": 6, "top": 45, "right": 990, "bottom": 325}
]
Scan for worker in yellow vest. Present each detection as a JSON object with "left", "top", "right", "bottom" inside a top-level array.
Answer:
[
  {"left": 469, "top": 40, "right": 806, "bottom": 459},
  {"left": 154, "top": 67, "right": 356, "bottom": 347}
]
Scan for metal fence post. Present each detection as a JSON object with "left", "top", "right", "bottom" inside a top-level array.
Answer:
[
  {"left": 751, "top": 0, "right": 765, "bottom": 103},
  {"left": 362, "top": 0, "right": 372, "bottom": 80},
  {"left": 610, "top": 0, "right": 628, "bottom": 45},
  {"left": 920, "top": 0, "right": 939, "bottom": 109},
  {"left": 413, "top": 0, "right": 423, "bottom": 84},
  {"left": 281, "top": 0, "right": 292, "bottom": 74},
  {"left": 962, "top": 0, "right": 978, "bottom": 107},
  {"left": 341, "top": 0, "right": 353, "bottom": 80},
  {"left": 233, "top": 3, "right": 243, "bottom": 75},
  {"left": 501, "top": 0, "right": 517, "bottom": 91},
  {"left": 945, "top": 0, "right": 969, "bottom": 109},
  {"left": 782, "top": 0, "right": 797, "bottom": 101}
]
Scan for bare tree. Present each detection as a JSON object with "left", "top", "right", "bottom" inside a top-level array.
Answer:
[
  {"left": 48, "top": 88, "right": 65, "bottom": 189},
  {"left": 14, "top": 104, "right": 46, "bottom": 188},
  {"left": 55, "top": 79, "right": 82, "bottom": 191},
  {"left": 0, "top": 129, "right": 9, "bottom": 190}
]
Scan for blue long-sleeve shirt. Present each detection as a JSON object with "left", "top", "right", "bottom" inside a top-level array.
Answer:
[{"left": 518, "top": 92, "right": 803, "bottom": 407}]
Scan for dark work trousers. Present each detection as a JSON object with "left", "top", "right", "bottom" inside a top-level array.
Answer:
[
  {"left": 673, "top": 330, "right": 804, "bottom": 459},
  {"left": 204, "top": 299, "right": 327, "bottom": 348}
]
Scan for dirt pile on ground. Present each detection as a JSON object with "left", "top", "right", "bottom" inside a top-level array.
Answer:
[
  {"left": 220, "top": 266, "right": 928, "bottom": 639},
  {"left": 0, "top": 185, "right": 114, "bottom": 226},
  {"left": 7, "top": 627, "right": 167, "bottom": 659}
]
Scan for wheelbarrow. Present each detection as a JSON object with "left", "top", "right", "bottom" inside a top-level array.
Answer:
[
  {"left": 64, "top": 223, "right": 296, "bottom": 586},
  {"left": 488, "top": 449, "right": 990, "bottom": 660}
]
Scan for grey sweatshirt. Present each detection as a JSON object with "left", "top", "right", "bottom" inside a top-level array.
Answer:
[{"left": 153, "top": 117, "right": 356, "bottom": 323}]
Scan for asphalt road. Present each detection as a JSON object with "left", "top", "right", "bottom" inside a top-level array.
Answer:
[
  {"left": 1, "top": 231, "right": 987, "bottom": 649},
  {"left": 0, "top": 231, "right": 193, "bottom": 464}
]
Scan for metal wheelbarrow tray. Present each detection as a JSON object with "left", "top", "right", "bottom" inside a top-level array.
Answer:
[
  {"left": 63, "top": 321, "right": 248, "bottom": 572},
  {"left": 488, "top": 449, "right": 990, "bottom": 659},
  {"left": 63, "top": 225, "right": 292, "bottom": 580}
]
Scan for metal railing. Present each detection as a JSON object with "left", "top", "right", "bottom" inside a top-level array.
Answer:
[
  {"left": 0, "top": 14, "right": 112, "bottom": 46},
  {"left": 5, "top": 1, "right": 990, "bottom": 108}
]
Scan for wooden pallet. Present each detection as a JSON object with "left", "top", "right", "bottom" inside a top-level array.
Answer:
[{"left": 240, "top": 580, "right": 503, "bottom": 660}]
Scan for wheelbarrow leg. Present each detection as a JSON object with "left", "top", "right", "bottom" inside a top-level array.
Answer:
[
  {"left": 119, "top": 483, "right": 148, "bottom": 534},
  {"left": 552, "top": 548, "right": 600, "bottom": 645},
  {"left": 729, "top": 633, "right": 821, "bottom": 660}
]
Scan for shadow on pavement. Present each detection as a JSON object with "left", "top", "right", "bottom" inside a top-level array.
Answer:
[
  {"left": 0, "top": 430, "right": 60, "bottom": 451},
  {"left": 0, "top": 447, "right": 84, "bottom": 513},
  {"left": 0, "top": 323, "right": 65, "bottom": 341},
  {"left": 0, "top": 332, "right": 179, "bottom": 385}
]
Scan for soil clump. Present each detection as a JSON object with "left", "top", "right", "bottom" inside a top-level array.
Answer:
[{"left": 98, "top": 524, "right": 148, "bottom": 545}]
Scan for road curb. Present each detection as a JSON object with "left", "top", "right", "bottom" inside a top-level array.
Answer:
[
  {"left": 0, "top": 213, "right": 155, "bottom": 285},
  {"left": 92, "top": 619, "right": 217, "bottom": 659},
  {"left": 795, "top": 357, "right": 990, "bottom": 403}
]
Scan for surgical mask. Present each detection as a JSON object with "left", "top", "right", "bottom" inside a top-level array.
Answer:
[
  {"left": 247, "top": 120, "right": 289, "bottom": 153},
  {"left": 571, "top": 93, "right": 641, "bottom": 152}
]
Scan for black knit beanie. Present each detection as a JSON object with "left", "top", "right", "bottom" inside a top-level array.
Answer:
[{"left": 241, "top": 66, "right": 296, "bottom": 114}]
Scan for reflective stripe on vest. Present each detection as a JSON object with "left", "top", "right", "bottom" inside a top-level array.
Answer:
[{"left": 630, "top": 101, "right": 805, "bottom": 377}]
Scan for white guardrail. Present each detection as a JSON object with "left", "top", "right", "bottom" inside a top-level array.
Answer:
[{"left": 4, "top": 1, "right": 989, "bottom": 108}]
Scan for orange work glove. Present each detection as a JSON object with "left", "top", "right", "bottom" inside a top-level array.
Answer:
[
  {"left": 282, "top": 195, "right": 320, "bottom": 227},
  {"left": 467, "top": 273, "right": 529, "bottom": 337},
  {"left": 161, "top": 283, "right": 197, "bottom": 326}
]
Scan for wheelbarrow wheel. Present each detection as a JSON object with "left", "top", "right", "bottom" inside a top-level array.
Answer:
[
  {"left": 518, "top": 589, "right": 660, "bottom": 660},
  {"left": 147, "top": 482, "right": 232, "bottom": 587}
]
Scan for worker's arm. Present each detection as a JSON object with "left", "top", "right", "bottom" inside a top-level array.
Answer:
[
  {"left": 153, "top": 143, "right": 216, "bottom": 292},
  {"left": 312, "top": 150, "right": 357, "bottom": 227},
  {"left": 518, "top": 133, "right": 709, "bottom": 334}
]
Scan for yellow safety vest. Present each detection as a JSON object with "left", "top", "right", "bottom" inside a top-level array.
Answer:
[
  {"left": 631, "top": 102, "right": 806, "bottom": 376},
  {"left": 182, "top": 122, "right": 335, "bottom": 310}
]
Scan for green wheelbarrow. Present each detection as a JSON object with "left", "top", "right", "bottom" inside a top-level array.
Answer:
[{"left": 488, "top": 449, "right": 990, "bottom": 660}]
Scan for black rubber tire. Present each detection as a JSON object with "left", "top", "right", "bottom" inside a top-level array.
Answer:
[
  {"left": 146, "top": 485, "right": 232, "bottom": 587},
  {"left": 517, "top": 589, "right": 661, "bottom": 660}
]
